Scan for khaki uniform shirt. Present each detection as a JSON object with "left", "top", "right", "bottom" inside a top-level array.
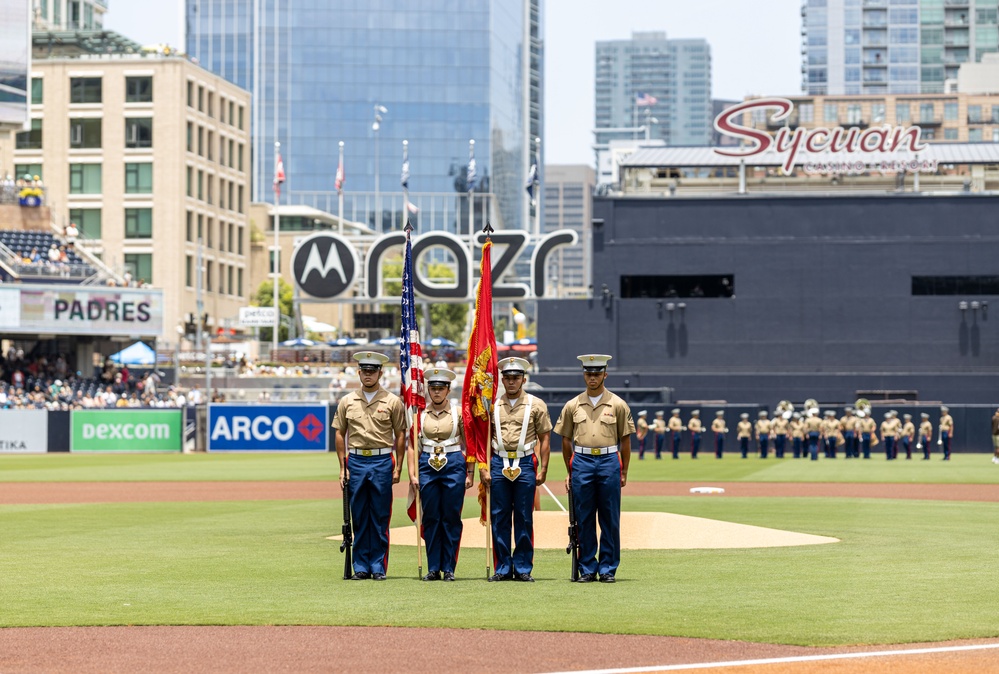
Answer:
[
  {"left": 554, "top": 390, "right": 635, "bottom": 447},
  {"left": 494, "top": 394, "right": 552, "bottom": 450},
  {"left": 637, "top": 418, "right": 649, "bottom": 439},
  {"left": 804, "top": 416, "right": 823, "bottom": 433},
  {"left": 919, "top": 420, "right": 933, "bottom": 438},
  {"left": 333, "top": 389, "right": 406, "bottom": 448},
  {"left": 421, "top": 403, "right": 465, "bottom": 444},
  {"left": 772, "top": 418, "right": 789, "bottom": 436},
  {"left": 821, "top": 418, "right": 840, "bottom": 437},
  {"left": 653, "top": 418, "right": 667, "bottom": 434},
  {"left": 939, "top": 414, "right": 954, "bottom": 434},
  {"left": 688, "top": 417, "right": 703, "bottom": 433},
  {"left": 840, "top": 415, "right": 857, "bottom": 433},
  {"left": 858, "top": 417, "right": 877, "bottom": 434},
  {"left": 790, "top": 419, "right": 805, "bottom": 439},
  {"left": 755, "top": 418, "right": 772, "bottom": 436},
  {"left": 881, "top": 418, "right": 901, "bottom": 438},
  {"left": 711, "top": 418, "right": 726, "bottom": 433},
  {"left": 901, "top": 421, "right": 916, "bottom": 440},
  {"left": 737, "top": 420, "right": 752, "bottom": 439},
  {"left": 668, "top": 415, "right": 684, "bottom": 433}
]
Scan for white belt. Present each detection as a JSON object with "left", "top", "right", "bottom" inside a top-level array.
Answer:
[
  {"left": 348, "top": 447, "right": 393, "bottom": 456},
  {"left": 574, "top": 444, "right": 619, "bottom": 456},
  {"left": 491, "top": 444, "right": 536, "bottom": 459},
  {"left": 422, "top": 443, "right": 464, "bottom": 454}
]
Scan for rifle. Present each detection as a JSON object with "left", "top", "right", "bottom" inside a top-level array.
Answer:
[
  {"left": 340, "top": 479, "right": 353, "bottom": 580},
  {"left": 566, "top": 475, "right": 580, "bottom": 581}
]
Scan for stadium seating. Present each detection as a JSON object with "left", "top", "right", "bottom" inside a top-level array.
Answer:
[{"left": 0, "top": 229, "right": 95, "bottom": 279}]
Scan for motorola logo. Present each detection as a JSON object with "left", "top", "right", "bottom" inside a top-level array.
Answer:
[{"left": 291, "top": 233, "right": 360, "bottom": 299}]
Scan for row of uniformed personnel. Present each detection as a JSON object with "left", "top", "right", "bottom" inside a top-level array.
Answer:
[
  {"left": 634, "top": 406, "right": 955, "bottom": 461},
  {"left": 333, "top": 351, "right": 633, "bottom": 583}
]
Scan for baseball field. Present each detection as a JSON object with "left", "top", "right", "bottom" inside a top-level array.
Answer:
[{"left": 2, "top": 452, "right": 999, "bottom": 673}]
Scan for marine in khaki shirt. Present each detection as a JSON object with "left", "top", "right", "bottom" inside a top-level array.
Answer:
[
  {"left": 772, "top": 416, "right": 789, "bottom": 437},
  {"left": 687, "top": 412, "right": 703, "bottom": 435},
  {"left": 803, "top": 413, "right": 824, "bottom": 434},
  {"left": 710, "top": 413, "right": 727, "bottom": 435},
  {"left": 821, "top": 412, "right": 841, "bottom": 440},
  {"left": 334, "top": 389, "right": 407, "bottom": 452},
  {"left": 754, "top": 413, "right": 772, "bottom": 439},
  {"left": 790, "top": 415, "right": 805, "bottom": 440},
  {"left": 737, "top": 416, "right": 753, "bottom": 439},
  {"left": 880, "top": 414, "right": 901, "bottom": 440}
]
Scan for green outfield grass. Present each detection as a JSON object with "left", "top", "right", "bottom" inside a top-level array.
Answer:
[
  {"left": 1, "top": 451, "right": 998, "bottom": 484},
  {"left": 2, "top": 494, "right": 999, "bottom": 644}
]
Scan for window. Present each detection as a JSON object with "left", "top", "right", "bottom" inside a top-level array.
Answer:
[
  {"left": 69, "top": 164, "right": 102, "bottom": 194},
  {"left": 197, "top": 214, "right": 203, "bottom": 241},
  {"left": 237, "top": 185, "right": 244, "bottom": 213},
  {"left": 30, "top": 78, "right": 42, "bottom": 105},
  {"left": 70, "top": 77, "right": 102, "bottom": 104},
  {"left": 912, "top": 276, "right": 999, "bottom": 295},
  {"left": 125, "top": 118, "right": 153, "bottom": 148},
  {"left": 824, "top": 103, "right": 838, "bottom": 122},
  {"left": 237, "top": 268, "right": 243, "bottom": 296},
  {"left": 69, "top": 118, "right": 101, "bottom": 148},
  {"left": 846, "top": 104, "right": 863, "bottom": 123},
  {"left": 238, "top": 106, "right": 244, "bottom": 130},
  {"left": 207, "top": 92, "right": 214, "bottom": 118},
  {"left": 218, "top": 220, "right": 225, "bottom": 251},
  {"left": 186, "top": 255, "right": 193, "bottom": 288},
  {"left": 227, "top": 266, "right": 233, "bottom": 295},
  {"left": 228, "top": 223, "right": 234, "bottom": 252},
  {"left": 944, "top": 102, "right": 958, "bottom": 120},
  {"left": 15, "top": 119, "right": 42, "bottom": 150},
  {"left": 125, "top": 76, "right": 152, "bottom": 103},
  {"left": 993, "top": 106, "right": 999, "bottom": 123},
  {"left": 187, "top": 80, "right": 193, "bottom": 107},
  {"left": 207, "top": 131, "right": 213, "bottom": 160},
  {"left": 124, "top": 163, "right": 153, "bottom": 193},
  {"left": 197, "top": 127, "right": 203, "bottom": 155},
  {"left": 207, "top": 217, "right": 214, "bottom": 247},
  {"left": 871, "top": 102, "right": 886, "bottom": 123},
  {"left": 186, "top": 167, "right": 193, "bottom": 197},
  {"left": 228, "top": 139, "right": 235, "bottom": 168},
  {"left": 197, "top": 170, "right": 203, "bottom": 200},
  {"left": 198, "top": 86, "right": 204, "bottom": 112},
  {"left": 124, "top": 253, "right": 152, "bottom": 284},
  {"left": 619, "top": 275, "right": 734, "bottom": 299},
  {"left": 207, "top": 175, "right": 213, "bottom": 205},
  {"left": 186, "top": 211, "right": 193, "bottom": 242},
  {"left": 944, "top": 127, "right": 959, "bottom": 140},
  {"left": 206, "top": 261, "right": 213, "bottom": 292},
  {"left": 228, "top": 101, "right": 234, "bottom": 126},
  {"left": 920, "top": 103, "right": 935, "bottom": 122},
  {"left": 68, "top": 208, "right": 101, "bottom": 239},
  {"left": 227, "top": 183, "right": 234, "bottom": 211},
  {"left": 969, "top": 128, "right": 983, "bottom": 142},
  {"left": 238, "top": 226, "right": 244, "bottom": 255},
  {"left": 968, "top": 104, "right": 982, "bottom": 122},
  {"left": 14, "top": 163, "right": 43, "bottom": 181},
  {"left": 187, "top": 122, "right": 193, "bottom": 152},
  {"left": 124, "top": 208, "right": 153, "bottom": 238},
  {"left": 238, "top": 144, "right": 244, "bottom": 171},
  {"left": 219, "top": 136, "right": 225, "bottom": 165}
]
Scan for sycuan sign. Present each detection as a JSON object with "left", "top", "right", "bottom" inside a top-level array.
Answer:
[
  {"left": 713, "top": 97, "right": 929, "bottom": 173},
  {"left": 71, "top": 410, "right": 183, "bottom": 452}
]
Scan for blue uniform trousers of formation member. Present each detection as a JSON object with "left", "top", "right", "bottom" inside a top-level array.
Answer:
[
  {"left": 825, "top": 437, "right": 836, "bottom": 459},
  {"left": 884, "top": 436, "right": 895, "bottom": 460},
  {"left": 671, "top": 432, "right": 681, "bottom": 459},
  {"left": 758, "top": 434, "right": 769, "bottom": 458},
  {"left": 807, "top": 432, "right": 820, "bottom": 461},
  {"left": 571, "top": 451, "right": 622, "bottom": 577},
  {"left": 490, "top": 453, "right": 537, "bottom": 576},
  {"left": 715, "top": 433, "right": 724, "bottom": 458},
  {"left": 792, "top": 437, "right": 803, "bottom": 458},
  {"left": 637, "top": 434, "right": 647, "bottom": 459},
  {"left": 348, "top": 453, "right": 395, "bottom": 576},
  {"left": 418, "top": 452, "right": 465, "bottom": 574},
  {"left": 901, "top": 437, "right": 912, "bottom": 459},
  {"left": 843, "top": 431, "right": 856, "bottom": 458},
  {"left": 942, "top": 431, "right": 951, "bottom": 460},
  {"left": 690, "top": 432, "right": 700, "bottom": 458},
  {"left": 774, "top": 434, "right": 786, "bottom": 458},
  {"left": 861, "top": 433, "right": 872, "bottom": 459},
  {"left": 920, "top": 435, "right": 931, "bottom": 460},
  {"left": 740, "top": 437, "right": 749, "bottom": 458},
  {"left": 655, "top": 433, "right": 665, "bottom": 459}
]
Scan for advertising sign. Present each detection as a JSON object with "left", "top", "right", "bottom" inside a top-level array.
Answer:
[
  {"left": 208, "top": 404, "right": 328, "bottom": 452},
  {"left": 0, "top": 410, "right": 48, "bottom": 453},
  {"left": 71, "top": 410, "right": 183, "bottom": 452},
  {"left": 6, "top": 284, "right": 164, "bottom": 337},
  {"left": 239, "top": 306, "right": 277, "bottom": 327},
  {"left": 0, "top": 287, "right": 20, "bottom": 328}
]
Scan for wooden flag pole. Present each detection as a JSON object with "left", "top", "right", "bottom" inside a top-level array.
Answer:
[
  {"left": 485, "top": 399, "right": 493, "bottom": 580},
  {"left": 412, "top": 426, "right": 424, "bottom": 579}
]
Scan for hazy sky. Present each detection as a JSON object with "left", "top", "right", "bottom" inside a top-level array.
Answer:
[{"left": 103, "top": 0, "right": 803, "bottom": 165}]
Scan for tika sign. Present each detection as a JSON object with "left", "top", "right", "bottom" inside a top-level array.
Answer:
[{"left": 713, "top": 97, "right": 928, "bottom": 173}]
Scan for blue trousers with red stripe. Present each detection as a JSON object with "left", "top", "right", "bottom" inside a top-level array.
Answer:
[
  {"left": 490, "top": 454, "right": 537, "bottom": 576},
  {"left": 419, "top": 452, "right": 466, "bottom": 574},
  {"left": 571, "top": 451, "right": 622, "bottom": 577},
  {"left": 347, "top": 452, "right": 394, "bottom": 576}
]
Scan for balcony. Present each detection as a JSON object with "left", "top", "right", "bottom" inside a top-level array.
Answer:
[
  {"left": 944, "top": 0, "right": 969, "bottom": 6},
  {"left": 916, "top": 116, "right": 943, "bottom": 126},
  {"left": 767, "top": 114, "right": 800, "bottom": 130},
  {"left": 839, "top": 117, "right": 869, "bottom": 127}
]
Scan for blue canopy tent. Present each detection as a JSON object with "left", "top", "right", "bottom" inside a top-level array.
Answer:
[
  {"left": 109, "top": 341, "right": 157, "bottom": 366},
  {"left": 281, "top": 338, "right": 321, "bottom": 348},
  {"left": 327, "top": 337, "right": 363, "bottom": 347}
]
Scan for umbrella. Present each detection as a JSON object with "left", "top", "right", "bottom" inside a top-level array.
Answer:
[
  {"left": 373, "top": 336, "right": 402, "bottom": 346},
  {"left": 327, "top": 337, "right": 363, "bottom": 347},
  {"left": 508, "top": 337, "right": 537, "bottom": 352},
  {"left": 281, "top": 338, "right": 319, "bottom": 348},
  {"left": 109, "top": 341, "right": 156, "bottom": 366},
  {"left": 422, "top": 337, "right": 458, "bottom": 347}
]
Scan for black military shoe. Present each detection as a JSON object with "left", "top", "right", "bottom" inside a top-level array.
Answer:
[
  {"left": 422, "top": 571, "right": 441, "bottom": 582},
  {"left": 488, "top": 572, "right": 512, "bottom": 582},
  {"left": 348, "top": 572, "right": 370, "bottom": 580},
  {"left": 599, "top": 573, "right": 616, "bottom": 583},
  {"left": 442, "top": 572, "right": 456, "bottom": 582},
  {"left": 371, "top": 573, "right": 387, "bottom": 581},
  {"left": 577, "top": 573, "right": 596, "bottom": 583},
  {"left": 515, "top": 573, "right": 535, "bottom": 582}
]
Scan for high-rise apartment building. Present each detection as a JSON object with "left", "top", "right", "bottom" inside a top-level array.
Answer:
[
  {"left": 594, "top": 32, "right": 712, "bottom": 148},
  {"left": 186, "top": 0, "right": 543, "bottom": 234},
  {"left": 542, "top": 164, "right": 593, "bottom": 297},
  {"left": 32, "top": 0, "right": 106, "bottom": 31},
  {"left": 802, "top": 0, "right": 999, "bottom": 96}
]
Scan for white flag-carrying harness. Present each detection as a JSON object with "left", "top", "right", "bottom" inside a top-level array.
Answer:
[
  {"left": 419, "top": 401, "right": 461, "bottom": 471},
  {"left": 493, "top": 395, "right": 535, "bottom": 481}
]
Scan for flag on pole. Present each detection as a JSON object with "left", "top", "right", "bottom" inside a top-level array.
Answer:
[
  {"left": 462, "top": 229, "right": 497, "bottom": 525},
  {"left": 401, "top": 146, "right": 410, "bottom": 190},
  {"left": 525, "top": 163, "right": 539, "bottom": 206},
  {"left": 335, "top": 157, "right": 344, "bottom": 194},
  {"left": 636, "top": 92, "right": 658, "bottom": 107},
  {"left": 273, "top": 152, "right": 286, "bottom": 197},
  {"left": 401, "top": 222, "right": 426, "bottom": 523},
  {"left": 467, "top": 147, "right": 477, "bottom": 191}
]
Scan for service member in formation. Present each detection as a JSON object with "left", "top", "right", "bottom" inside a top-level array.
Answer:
[
  {"left": 555, "top": 354, "right": 635, "bottom": 583},
  {"left": 857, "top": 409, "right": 876, "bottom": 460},
  {"left": 991, "top": 408, "right": 999, "bottom": 465},
  {"left": 334, "top": 351, "right": 407, "bottom": 581},
  {"left": 771, "top": 411, "right": 789, "bottom": 459},
  {"left": 482, "top": 357, "right": 552, "bottom": 582},
  {"left": 687, "top": 410, "right": 703, "bottom": 459},
  {"left": 822, "top": 410, "right": 840, "bottom": 459},
  {"left": 840, "top": 406, "right": 858, "bottom": 459},
  {"left": 918, "top": 412, "right": 933, "bottom": 460},
  {"left": 880, "top": 411, "right": 901, "bottom": 460},
  {"left": 803, "top": 407, "right": 823, "bottom": 461},
  {"left": 939, "top": 406, "right": 954, "bottom": 460},
  {"left": 755, "top": 410, "right": 772, "bottom": 458},
  {"left": 410, "top": 366, "right": 474, "bottom": 581},
  {"left": 668, "top": 408, "right": 684, "bottom": 459},
  {"left": 737, "top": 413, "right": 752, "bottom": 458},
  {"left": 653, "top": 411, "right": 667, "bottom": 460},
  {"left": 636, "top": 410, "right": 649, "bottom": 460},
  {"left": 711, "top": 410, "right": 727, "bottom": 459},
  {"left": 900, "top": 413, "right": 916, "bottom": 460},
  {"left": 790, "top": 412, "right": 805, "bottom": 459}
]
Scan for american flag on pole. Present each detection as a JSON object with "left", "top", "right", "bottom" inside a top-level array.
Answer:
[
  {"left": 636, "top": 92, "right": 658, "bottom": 107},
  {"left": 400, "top": 223, "right": 426, "bottom": 434},
  {"left": 273, "top": 153, "right": 286, "bottom": 197},
  {"left": 525, "top": 163, "right": 539, "bottom": 206},
  {"left": 467, "top": 147, "right": 477, "bottom": 191},
  {"left": 335, "top": 157, "right": 344, "bottom": 194},
  {"left": 401, "top": 146, "right": 410, "bottom": 190}
]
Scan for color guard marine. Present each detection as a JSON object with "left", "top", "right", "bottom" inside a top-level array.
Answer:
[
  {"left": 880, "top": 411, "right": 901, "bottom": 461},
  {"left": 939, "top": 406, "right": 954, "bottom": 460},
  {"left": 755, "top": 410, "right": 771, "bottom": 458},
  {"left": 789, "top": 412, "right": 805, "bottom": 458},
  {"left": 333, "top": 351, "right": 407, "bottom": 581},
  {"left": 840, "top": 406, "right": 858, "bottom": 459},
  {"left": 918, "top": 413, "right": 933, "bottom": 460},
  {"left": 687, "top": 410, "right": 703, "bottom": 459},
  {"left": 555, "top": 354, "right": 635, "bottom": 583},
  {"left": 737, "top": 413, "right": 752, "bottom": 458},
  {"left": 636, "top": 410, "right": 649, "bottom": 460},
  {"left": 652, "top": 411, "right": 667, "bottom": 460},
  {"left": 771, "top": 412, "right": 789, "bottom": 459},
  {"left": 821, "top": 410, "right": 840, "bottom": 459},
  {"left": 668, "top": 408, "right": 684, "bottom": 459},
  {"left": 900, "top": 413, "right": 916, "bottom": 460},
  {"left": 711, "top": 410, "right": 727, "bottom": 459},
  {"left": 803, "top": 406, "right": 823, "bottom": 461},
  {"left": 857, "top": 408, "right": 876, "bottom": 460}
]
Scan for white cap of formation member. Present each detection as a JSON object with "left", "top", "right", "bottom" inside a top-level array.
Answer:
[
  {"left": 353, "top": 351, "right": 390, "bottom": 370},
  {"left": 941, "top": 405, "right": 949, "bottom": 413},
  {"left": 672, "top": 408, "right": 681, "bottom": 415},
  {"left": 638, "top": 410, "right": 647, "bottom": 417},
  {"left": 423, "top": 366, "right": 457, "bottom": 385},
  {"left": 498, "top": 357, "right": 531, "bottom": 375},
  {"left": 656, "top": 411, "right": 665, "bottom": 417},
  {"left": 715, "top": 410, "right": 724, "bottom": 417},
  {"left": 691, "top": 410, "right": 700, "bottom": 417},
  {"left": 825, "top": 410, "right": 835, "bottom": 417},
  {"left": 577, "top": 353, "right": 612, "bottom": 372}
]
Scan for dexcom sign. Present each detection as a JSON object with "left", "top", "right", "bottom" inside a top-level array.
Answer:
[
  {"left": 208, "top": 404, "right": 328, "bottom": 451},
  {"left": 71, "top": 410, "right": 183, "bottom": 452}
]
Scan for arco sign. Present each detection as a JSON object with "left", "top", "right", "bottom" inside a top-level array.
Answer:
[{"left": 290, "top": 229, "right": 578, "bottom": 302}]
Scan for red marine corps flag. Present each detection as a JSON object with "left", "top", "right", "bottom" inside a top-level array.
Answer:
[{"left": 462, "top": 224, "right": 498, "bottom": 527}]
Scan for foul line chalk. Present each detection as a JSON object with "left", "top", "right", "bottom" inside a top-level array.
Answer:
[{"left": 540, "top": 642, "right": 999, "bottom": 674}]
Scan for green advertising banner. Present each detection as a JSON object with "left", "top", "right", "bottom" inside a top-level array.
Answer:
[{"left": 71, "top": 410, "right": 183, "bottom": 452}]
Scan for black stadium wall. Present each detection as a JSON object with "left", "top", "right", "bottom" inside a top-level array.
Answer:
[{"left": 535, "top": 193, "right": 999, "bottom": 404}]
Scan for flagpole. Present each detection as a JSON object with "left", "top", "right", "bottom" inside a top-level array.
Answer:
[
  {"left": 402, "top": 140, "right": 409, "bottom": 230},
  {"left": 272, "top": 140, "right": 281, "bottom": 358},
  {"left": 411, "top": 220, "right": 424, "bottom": 578},
  {"left": 533, "top": 136, "right": 541, "bottom": 239},
  {"left": 337, "top": 141, "right": 344, "bottom": 236},
  {"left": 468, "top": 139, "right": 475, "bottom": 254},
  {"left": 482, "top": 221, "right": 494, "bottom": 580}
]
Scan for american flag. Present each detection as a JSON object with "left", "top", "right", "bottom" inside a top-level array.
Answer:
[
  {"left": 400, "top": 223, "right": 426, "bottom": 435},
  {"left": 273, "top": 153, "right": 286, "bottom": 197},
  {"left": 525, "top": 163, "right": 539, "bottom": 206},
  {"left": 401, "top": 145, "right": 410, "bottom": 190},
  {"left": 467, "top": 146, "right": 477, "bottom": 191},
  {"left": 636, "top": 92, "right": 658, "bottom": 107},
  {"left": 335, "top": 157, "right": 344, "bottom": 194}
]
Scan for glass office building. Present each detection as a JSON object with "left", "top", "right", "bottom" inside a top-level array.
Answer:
[
  {"left": 802, "top": 0, "right": 999, "bottom": 96},
  {"left": 187, "top": 0, "right": 542, "bottom": 233}
]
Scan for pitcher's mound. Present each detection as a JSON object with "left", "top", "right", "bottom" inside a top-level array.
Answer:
[{"left": 333, "top": 512, "right": 838, "bottom": 550}]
